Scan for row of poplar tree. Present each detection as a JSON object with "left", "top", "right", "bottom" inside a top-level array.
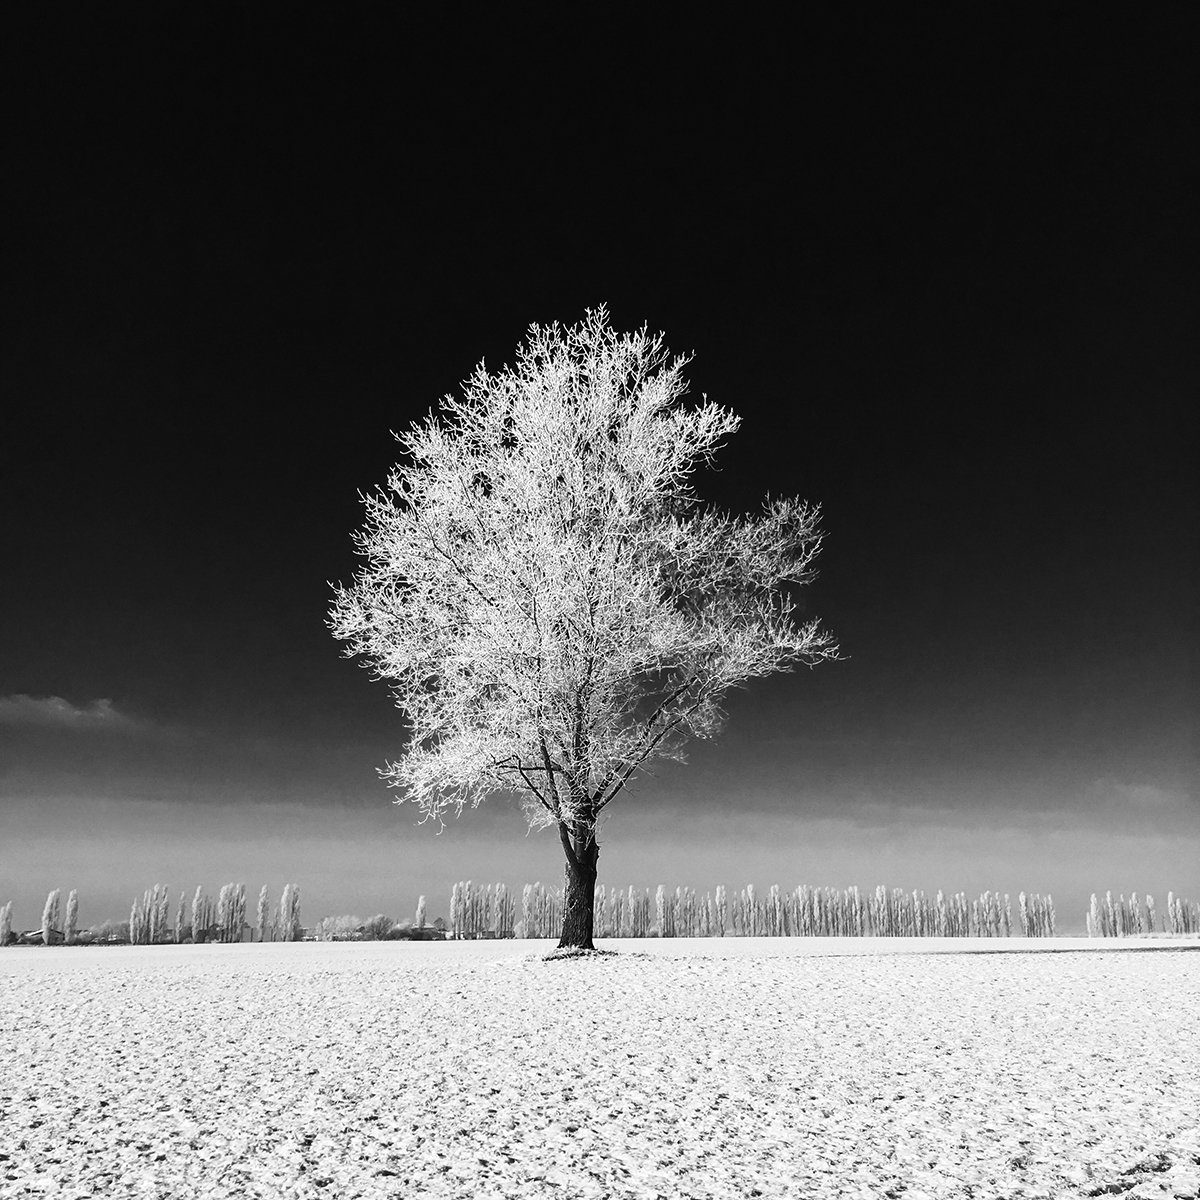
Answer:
[
  {"left": 448, "top": 881, "right": 1067, "bottom": 939},
  {"left": 1086, "top": 890, "right": 1198, "bottom": 937},
  {"left": 130, "top": 883, "right": 303, "bottom": 944},
  {"left": 7, "top": 884, "right": 1199, "bottom": 946},
  {"left": 0, "top": 884, "right": 302, "bottom": 946}
]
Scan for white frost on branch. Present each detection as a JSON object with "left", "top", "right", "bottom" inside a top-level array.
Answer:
[{"left": 329, "top": 306, "right": 838, "bottom": 834}]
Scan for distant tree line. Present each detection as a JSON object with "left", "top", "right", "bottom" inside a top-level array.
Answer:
[
  {"left": 309, "top": 907, "right": 447, "bottom": 941},
  {"left": 1086, "top": 890, "right": 1198, "bottom": 937},
  {"left": 445, "top": 882, "right": 1071, "bottom": 939},
  {"left": 0, "top": 883, "right": 301, "bottom": 946},
  {"left": 449, "top": 881, "right": 519, "bottom": 940},
  {"left": 5, "top": 883, "right": 1199, "bottom": 946}
]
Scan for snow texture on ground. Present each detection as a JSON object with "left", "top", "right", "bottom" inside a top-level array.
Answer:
[{"left": 2, "top": 938, "right": 1198, "bottom": 1199}]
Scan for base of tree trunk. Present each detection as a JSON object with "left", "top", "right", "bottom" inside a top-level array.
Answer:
[{"left": 557, "top": 825, "right": 600, "bottom": 950}]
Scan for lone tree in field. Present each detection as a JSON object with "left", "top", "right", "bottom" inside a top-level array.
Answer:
[{"left": 329, "top": 307, "right": 837, "bottom": 950}]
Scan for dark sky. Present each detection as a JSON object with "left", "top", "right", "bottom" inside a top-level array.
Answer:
[{"left": 2, "top": 10, "right": 1195, "bottom": 932}]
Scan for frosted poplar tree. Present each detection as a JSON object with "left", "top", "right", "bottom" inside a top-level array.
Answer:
[
  {"left": 329, "top": 307, "right": 838, "bottom": 950},
  {"left": 520, "top": 884, "right": 534, "bottom": 938},
  {"left": 147, "top": 885, "right": 169, "bottom": 943},
  {"left": 191, "top": 886, "right": 206, "bottom": 944},
  {"left": 278, "top": 884, "right": 293, "bottom": 941},
  {"left": 257, "top": 885, "right": 270, "bottom": 943},
  {"left": 0, "top": 901, "right": 12, "bottom": 947},
  {"left": 415, "top": 895, "right": 427, "bottom": 929},
  {"left": 216, "top": 884, "right": 231, "bottom": 943},
  {"left": 277, "top": 884, "right": 300, "bottom": 941},
  {"left": 64, "top": 890, "right": 79, "bottom": 945},
  {"left": 233, "top": 883, "right": 247, "bottom": 942},
  {"left": 176, "top": 891, "right": 187, "bottom": 943},
  {"left": 42, "top": 889, "right": 61, "bottom": 946}
]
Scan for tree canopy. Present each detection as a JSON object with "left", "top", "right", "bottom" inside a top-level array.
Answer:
[{"left": 329, "top": 307, "right": 837, "bottom": 946}]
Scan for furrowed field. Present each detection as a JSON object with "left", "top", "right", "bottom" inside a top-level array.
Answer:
[{"left": 2, "top": 940, "right": 1199, "bottom": 1200}]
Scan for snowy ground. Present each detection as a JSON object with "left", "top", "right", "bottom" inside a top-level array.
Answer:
[{"left": 2, "top": 938, "right": 1198, "bottom": 1199}]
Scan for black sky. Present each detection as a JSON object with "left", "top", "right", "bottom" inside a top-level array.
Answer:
[{"left": 2, "top": 10, "right": 1195, "bottom": 925}]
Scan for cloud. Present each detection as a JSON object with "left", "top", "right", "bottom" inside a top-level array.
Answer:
[
  {"left": 0, "top": 694, "right": 146, "bottom": 732},
  {"left": 1088, "top": 778, "right": 1191, "bottom": 811}
]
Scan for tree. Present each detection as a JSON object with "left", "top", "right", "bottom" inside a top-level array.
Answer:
[
  {"left": 191, "top": 886, "right": 211, "bottom": 944},
  {"left": 64, "top": 890, "right": 79, "bottom": 945},
  {"left": 257, "top": 885, "right": 270, "bottom": 943},
  {"left": 364, "top": 913, "right": 393, "bottom": 940},
  {"left": 329, "top": 307, "right": 837, "bottom": 951},
  {"left": 277, "top": 884, "right": 301, "bottom": 941},
  {"left": 42, "top": 889, "right": 61, "bottom": 947}
]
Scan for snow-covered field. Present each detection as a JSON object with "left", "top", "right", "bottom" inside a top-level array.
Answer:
[{"left": 2, "top": 938, "right": 1198, "bottom": 1200}]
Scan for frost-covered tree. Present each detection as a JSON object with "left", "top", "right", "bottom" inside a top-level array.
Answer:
[
  {"left": 142, "top": 885, "right": 169, "bottom": 943},
  {"left": 42, "top": 889, "right": 61, "bottom": 946},
  {"left": 158, "top": 887, "right": 170, "bottom": 942},
  {"left": 520, "top": 885, "right": 533, "bottom": 938},
  {"left": 257, "top": 885, "right": 270, "bottom": 943},
  {"left": 415, "top": 895, "right": 427, "bottom": 929},
  {"left": 211, "top": 882, "right": 246, "bottom": 944},
  {"left": 1, "top": 900, "right": 14, "bottom": 947},
  {"left": 288, "top": 885, "right": 301, "bottom": 939},
  {"left": 277, "top": 885, "right": 292, "bottom": 941},
  {"left": 362, "top": 913, "right": 393, "bottom": 940},
  {"left": 64, "top": 890, "right": 79, "bottom": 945},
  {"left": 277, "top": 884, "right": 300, "bottom": 941},
  {"left": 329, "top": 307, "right": 837, "bottom": 950},
  {"left": 191, "top": 886, "right": 212, "bottom": 944}
]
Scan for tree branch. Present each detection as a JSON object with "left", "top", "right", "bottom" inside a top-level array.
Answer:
[
  {"left": 558, "top": 820, "right": 581, "bottom": 871},
  {"left": 491, "top": 756, "right": 556, "bottom": 815},
  {"left": 539, "top": 733, "right": 565, "bottom": 818},
  {"left": 594, "top": 693, "right": 709, "bottom": 814},
  {"left": 591, "top": 676, "right": 697, "bottom": 802}
]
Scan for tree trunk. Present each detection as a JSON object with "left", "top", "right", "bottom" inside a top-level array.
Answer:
[{"left": 557, "top": 824, "right": 598, "bottom": 950}]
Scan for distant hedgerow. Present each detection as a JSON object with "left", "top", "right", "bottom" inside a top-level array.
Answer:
[{"left": 313, "top": 914, "right": 365, "bottom": 941}]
